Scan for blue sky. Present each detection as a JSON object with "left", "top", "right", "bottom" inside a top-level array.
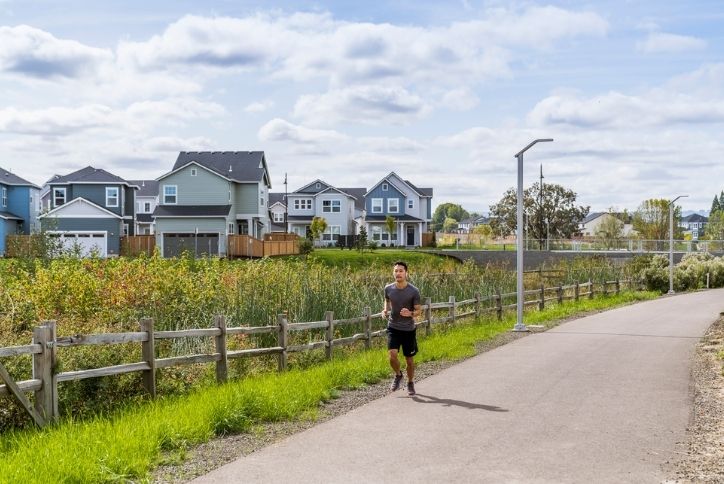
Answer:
[{"left": 1, "top": 0, "right": 723, "bottom": 213}]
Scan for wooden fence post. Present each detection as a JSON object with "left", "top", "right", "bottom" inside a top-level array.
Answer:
[
  {"left": 539, "top": 284, "right": 545, "bottom": 311},
  {"left": 424, "top": 297, "right": 432, "bottom": 336},
  {"left": 44, "top": 320, "right": 58, "bottom": 419},
  {"left": 140, "top": 318, "right": 156, "bottom": 398},
  {"left": 32, "top": 324, "right": 53, "bottom": 421},
  {"left": 574, "top": 281, "right": 580, "bottom": 302},
  {"left": 215, "top": 315, "right": 228, "bottom": 382},
  {"left": 588, "top": 279, "right": 594, "bottom": 300},
  {"left": 325, "top": 311, "right": 334, "bottom": 361},
  {"left": 449, "top": 296, "right": 456, "bottom": 324},
  {"left": 277, "top": 314, "right": 288, "bottom": 371},
  {"left": 0, "top": 361, "right": 45, "bottom": 428},
  {"left": 615, "top": 279, "right": 620, "bottom": 295},
  {"left": 603, "top": 280, "right": 608, "bottom": 297},
  {"left": 475, "top": 292, "right": 481, "bottom": 319},
  {"left": 557, "top": 285, "right": 563, "bottom": 304},
  {"left": 496, "top": 290, "right": 503, "bottom": 320},
  {"left": 363, "top": 307, "right": 372, "bottom": 350}
]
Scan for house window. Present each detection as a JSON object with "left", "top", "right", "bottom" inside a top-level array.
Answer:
[
  {"left": 228, "top": 223, "right": 234, "bottom": 234},
  {"left": 371, "top": 226, "right": 382, "bottom": 241},
  {"left": 273, "top": 212, "right": 284, "bottom": 222},
  {"left": 163, "top": 185, "right": 177, "bottom": 204},
  {"left": 1, "top": 187, "right": 6, "bottom": 207},
  {"left": 322, "top": 200, "right": 341, "bottom": 213},
  {"left": 53, "top": 188, "right": 66, "bottom": 207},
  {"left": 371, "top": 198, "right": 383, "bottom": 213},
  {"left": 315, "top": 182, "right": 321, "bottom": 189},
  {"left": 294, "top": 199, "right": 312, "bottom": 210},
  {"left": 408, "top": 199, "right": 414, "bottom": 209},
  {"left": 322, "top": 226, "right": 341, "bottom": 241},
  {"left": 382, "top": 183, "right": 388, "bottom": 191},
  {"left": 144, "top": 202, "right": 151, "bottom": 213},
  {"left": 106, "top": 187, "right": 119, "bottom": 207},
  {"left": 191, "top": 168, "right": 197, "bottom": 176},
  {"left": 122, "top": 223, "right": 129, "bottom": 236},
  {"left": 388, "top": 199, "right": 399, "bottom": 213},
  {"left": 260, "top": 197, "right": 264, "bottom": 206}
]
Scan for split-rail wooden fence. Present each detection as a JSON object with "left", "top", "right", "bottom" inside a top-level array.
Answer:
[{"left": 0, "top": 279, "right": 634, "bottom": 427}]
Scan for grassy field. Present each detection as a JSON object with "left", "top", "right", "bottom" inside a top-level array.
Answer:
[
  {"left": 0, "top": 290, "right": 657, "bottom": 483},
  {"left": 299, "top": 247, "right": 461, "bottom": 269}
]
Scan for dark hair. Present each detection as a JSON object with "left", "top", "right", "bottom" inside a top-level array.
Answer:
[{"left": 393, "top": 260, "right": 408, "bottom": 271}]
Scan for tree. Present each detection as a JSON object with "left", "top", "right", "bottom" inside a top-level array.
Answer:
[
  {"left": 489, "top": 182, "right": 589, "bottom": 243},
  {"left": 595, "top": 209, "right": 624, "bottom": 249},
  {"left": 471, "top": 224, "right": 492, "bottom": 245},
  {"left": 309, "top": 216, "right": 328, "bottom": 243},
  {"left": 356, "top": 225, "right": 368, "bottom": 252},
  {"left": 710, "top": 195, "right": 721, "bottom": 216},
  {"left": 706, "top": 210, "right": 724, "bottom": 240},
  {"left": 431, "top": 203, "right": 470, "bottom": 232},
  {"left": 632, "top": 199, "right": 681, "bottom": 240},
  {"left": 384, "top": 215, "right": 396, "bottom": 246},
  {"left": 442, "top": 217, "right": 458, "bottom": 233}
]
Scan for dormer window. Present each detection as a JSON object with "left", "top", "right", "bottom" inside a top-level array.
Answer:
[
  {"left": 53, "top": 187, "right": 66, "bottom": 207},
  {"left": 106, "top": 187, "right": 119, "bottom": 207},
  {"left": 382, "top": 183, "right": 388, "bottom": 191},
  {"left": 315, "top": 182, "right": 321, "bottom": 189},
  {"left": 191, "top": 168, "right": 197, "bottom": 176}
]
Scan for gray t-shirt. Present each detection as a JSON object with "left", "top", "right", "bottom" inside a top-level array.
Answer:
[{"left": 384, "top": 282, "right": 421, "bottom": 331}]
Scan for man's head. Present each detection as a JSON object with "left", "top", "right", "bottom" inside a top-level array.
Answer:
[{"left": 393, "top": 260, "right": 408, "bottom": 283}]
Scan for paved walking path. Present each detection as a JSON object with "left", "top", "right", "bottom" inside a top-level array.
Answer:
[{"left": 194, "top": 289, "right": 724, "bottom": 483}]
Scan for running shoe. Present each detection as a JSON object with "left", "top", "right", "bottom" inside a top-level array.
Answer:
[
  {"left": 390, "top": 373, "right": 403, "bottom": 391},
  {"left": 407, "top": 381, "right": 416, "bottom": 396}
]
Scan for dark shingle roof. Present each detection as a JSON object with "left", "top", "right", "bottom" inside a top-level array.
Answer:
[
  {"left": 404, "top": 180, "right": 432, "bottom": 197},
  {"left": 173, "top": 151, "right": 269, "bottom": 185},
  {"left": 582, "top": 212, "right": 604, "bottom": 224},
  {"left": 128, "top": 180, "right": 159, "bottom": 197},
  {"left": 0, "top": 168, "right": 41, "bottom": 189},
  {"left": 339, "top": 188, "right": 366, "bottom": 211},
  {"left": 52, "top": 166, "right": 135, "bottom": 186},
  {"left": 153, "top": 205, "right": 231, "bottom": 217},
  {"left": 136, "top": 214, "right": 154, "bottom": 223},
  {"left": 682, "top": 214, "right": 708, "bottom": 223},
  {"left": 269, "top": 193, "right": 286, "bottom": 206}
]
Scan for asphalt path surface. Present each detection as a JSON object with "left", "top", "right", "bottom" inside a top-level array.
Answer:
[{"left": 194, "top": 289, "right": 724, "bottom": 483}]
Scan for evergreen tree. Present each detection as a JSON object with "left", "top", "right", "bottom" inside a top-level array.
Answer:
[
  {"left": 711, "top": 195, "right": 721, "bottom": 215},
  {"left": 720, "top": 190, "right": 724, "bottom": 210}
]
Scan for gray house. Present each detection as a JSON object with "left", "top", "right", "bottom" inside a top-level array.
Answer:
[
  {"left": 39, "top": 166, "right": 138, "bottom": 257},
  {"left": 154, "top": 151, "right": 272, "bottom": 257},
  {"left": 0, "top": 168, "right": 41, "bottom": 255},
  {"left": 362, "top": 172, "right": 432, "bottom": 247},
  {"left": 285, "top": 179, "right": 365, "bottom": 245},
  {"left": 129, "top": 180, "right": 159, "bottom": 235}
]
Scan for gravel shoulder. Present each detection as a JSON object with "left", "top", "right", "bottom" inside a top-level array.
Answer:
[
  {"left": 151, "top": 303, "right": 724, "bottom": 483},
  {"left": 666, "top": 314, "right": 724, "bottom": 483}
]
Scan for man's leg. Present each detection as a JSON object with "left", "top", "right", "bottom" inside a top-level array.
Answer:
[
  {"left": 405, "top": 356, "right": 415, "bottom": 382},
  {"left": 389, "top": 348, "right": 401, "bottom": 374}
]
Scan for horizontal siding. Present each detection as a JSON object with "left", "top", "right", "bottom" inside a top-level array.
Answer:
[
  {"left": 155, "top": 218, "right": 226, "bottom": 233},
  {"left": 235, "top": 183, "right": 258, "bottom": 214},
  {"left": 161, "top": 166, "right": 230, "bottom": 205}
]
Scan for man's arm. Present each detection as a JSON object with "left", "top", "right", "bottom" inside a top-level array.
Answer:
[{"left": 382, "top": 296, "right": 391, "bottom": 318}]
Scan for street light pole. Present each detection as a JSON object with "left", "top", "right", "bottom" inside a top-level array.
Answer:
[
  {"left": 514, "top": 138, "right": 553, "bottom": 332},
  {"left": 668, "top": 194, "right": 688, "bottom": 295}
]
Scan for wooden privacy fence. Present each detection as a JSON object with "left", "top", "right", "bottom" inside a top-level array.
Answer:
[
  {"left": 227, "top": 234, "right": 299, "bottom": 258},
  {"left": 0, "top": 279, "right": 634, "bottom": 427},
  {"left": 120, "top": 235, "right": 156, "bottom": 257}
]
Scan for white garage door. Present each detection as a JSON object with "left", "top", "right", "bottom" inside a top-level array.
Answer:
[{"left": 50, "top": 232, "right": 107, "bottom": 257}]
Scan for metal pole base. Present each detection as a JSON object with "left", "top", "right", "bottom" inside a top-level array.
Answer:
[
  {"left": 667, "top": 290, "right": 676, "bottom": 295},
  {"left": 512, "top": 323, "right": 529, "bottom": 332}
]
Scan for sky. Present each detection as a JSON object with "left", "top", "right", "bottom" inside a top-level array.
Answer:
[{"left": 1, "top": 0, "right": 723, "bottom": 214}]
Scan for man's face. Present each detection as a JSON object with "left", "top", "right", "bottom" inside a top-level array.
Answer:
[{"left": 393, "top": 264, "right": 407, "bottom": 282}]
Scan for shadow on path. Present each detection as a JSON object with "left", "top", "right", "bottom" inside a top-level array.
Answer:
[{"left": 410, "top": 393, "right": 508, "bottom": 412}]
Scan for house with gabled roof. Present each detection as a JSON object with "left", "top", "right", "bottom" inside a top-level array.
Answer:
[
  {"left": 362, "top": 172, "right": 432, "bottom": 247},
  {"left": 128, "top": 180, "right": 159, "bottom": 235},
  {"left": 153, "top": 151, "right": 272, "bottom": 257},
  {"left": 284, "top": 179, "right": 365, "bottom": 245},
  {"left": 0, "top": 168, "right": 41, "bottom": 255},
  {"left": 39, "top": 166, "right": 138, "bottom": 257},
  {"left": 268, "top": 192, "right": 287, "bottom": 232}
]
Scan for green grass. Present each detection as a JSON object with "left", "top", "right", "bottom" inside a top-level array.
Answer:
[
  {"left": 0, "top": 291, "right": 656, "bottom": 483},
  {"left": 298, "top": 248, "right": 460, "bottom": 269}
]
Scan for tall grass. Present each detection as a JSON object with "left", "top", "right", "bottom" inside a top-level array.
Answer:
[{"left": 0, "top": 291, "right": 655, "bottom": 483}]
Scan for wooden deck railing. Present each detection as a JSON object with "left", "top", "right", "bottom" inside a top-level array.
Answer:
[{"left": 0, "top": 279, "right": 635, "bottom": 427}]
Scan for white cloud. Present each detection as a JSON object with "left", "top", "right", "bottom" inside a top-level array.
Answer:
[
  {"left": 440, "top": 88, "right": 480, "bottom": 111},
  {"left": 293, "top": 85, "right": 431, "bottom": 126},
  {"left": 258, "top": 118, "right": 346, "bottom": 145},
  {"left": 0, "top": 25, "right": 113, "bottom": 79},
  {"left": 0, "top": 104, "right": 115, "bottom": 135},
  {"left": 244, "top": 100, "right": 274, "bottom": 113},
  {"left": 125, "top": 98, "right": 226, "bottom": 127},
  {"left": 637, "top": 32, "right": 707, "bottom": 54}
]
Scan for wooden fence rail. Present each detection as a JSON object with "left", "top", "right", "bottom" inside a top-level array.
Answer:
[{"left": 0, "top": 279, "right": 636, "bottom": 427}]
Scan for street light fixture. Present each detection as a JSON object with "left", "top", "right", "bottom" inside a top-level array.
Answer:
[
  {"left": 514, "top": 138, "right": 553, "bottom": 332},
  {"left": 668, "top": 194, "right": 688, "bottom": 295}
]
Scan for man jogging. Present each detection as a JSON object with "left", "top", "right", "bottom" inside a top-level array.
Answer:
[{"left": 383, "top": 260, "right": 421, "bottom": 396}]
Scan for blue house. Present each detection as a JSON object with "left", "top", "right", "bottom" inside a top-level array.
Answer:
[
  {"left": 362, "top": 172, "right": 433, "bottom": 247},
  {"left": 39, "top": 166, "right": 138, "bottom": 257},
  {"left": 0, "top": 168, "right": 41, "bottom": 255}
]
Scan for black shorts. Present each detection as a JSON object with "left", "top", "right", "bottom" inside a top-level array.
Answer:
[{"left": 387, "top": 327, "right": 418, "bottom": 357}]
